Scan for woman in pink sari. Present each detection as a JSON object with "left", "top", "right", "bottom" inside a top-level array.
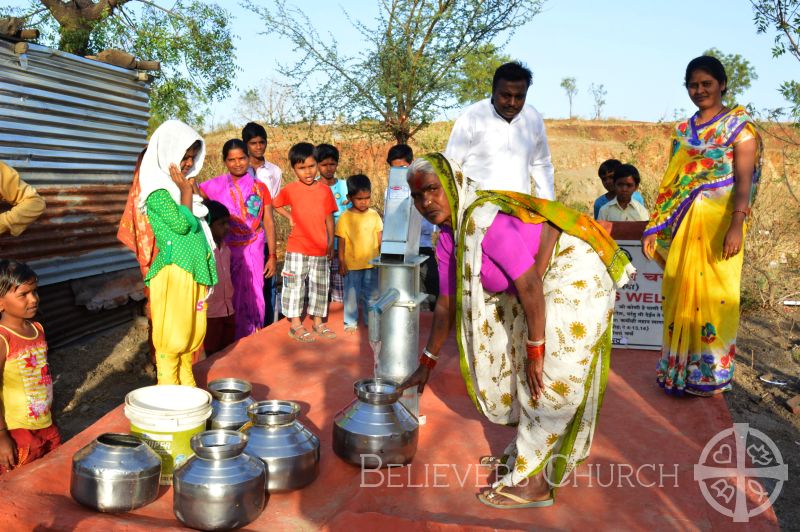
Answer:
[{"left": 201, "top": 139, "right": 277, "bottom": 340}]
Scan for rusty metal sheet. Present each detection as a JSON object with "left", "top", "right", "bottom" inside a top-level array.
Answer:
[
  {"left": 0, "top": 38, "right": 149, "bottom": 185},
  {"left": 0, "top": 37, "right": 149, "bottom": 287},
  {"left": 0, "top": 184, "right": 138, "bottom": 285}
]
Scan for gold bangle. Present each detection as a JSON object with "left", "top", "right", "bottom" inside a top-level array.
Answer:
[{"left": 732, "top": 210, "right": 748, "bottom": 216}]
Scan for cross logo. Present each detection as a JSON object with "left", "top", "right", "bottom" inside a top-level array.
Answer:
[{"left": 694, "top": 423, "right": 788, "bottom": 522}]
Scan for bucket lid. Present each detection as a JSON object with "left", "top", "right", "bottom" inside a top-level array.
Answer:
[{"left": 125, "top": 385, "right": 212, "bottom": 417}]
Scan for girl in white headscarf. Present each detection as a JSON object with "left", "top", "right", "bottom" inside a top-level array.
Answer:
[{"left": 138, "top": 120, "right": 217, "bottom": 386}]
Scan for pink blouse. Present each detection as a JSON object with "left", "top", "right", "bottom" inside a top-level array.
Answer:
[{"left": 437, "top": 213, "right": 543, "bottom": 295}]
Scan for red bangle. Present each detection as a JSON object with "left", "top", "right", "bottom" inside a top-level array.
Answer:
[
  {"left": 419, "top": 354, "right": 437, "bottom": 369},
  {"left": 268, "top": 253, "right": 277, "bottom": 259},
  {"left": 526, "top": 343, "right": 545, "bottom": 360}
]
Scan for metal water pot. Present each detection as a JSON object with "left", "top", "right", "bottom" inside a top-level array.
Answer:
[
  {"left": 242, "top": 400, "right": 320, "bottom": 493},
  {"left": 333, "top": 378, "right": 419, "bottom": 468},
  {"left": 70, "top": 433, "right": 161, "bottom": 513},
  {"left": 207, "top": 378, "right": 256, "bottom": 430},
  {"left": 173, "top": 430, "right": 266, "bottom": 531}
]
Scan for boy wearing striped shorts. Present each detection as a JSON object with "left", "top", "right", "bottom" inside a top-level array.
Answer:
[{"left": 273, "top": 143, "right": 338, "bottom": 342}]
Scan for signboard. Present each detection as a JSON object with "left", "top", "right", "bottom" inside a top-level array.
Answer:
[{"left": 612, "top": 240, "right": 664, "bottom": 350}]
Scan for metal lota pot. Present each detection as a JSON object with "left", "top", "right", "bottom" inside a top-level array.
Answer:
[
  {"left": 333, "top": 378, "right": 419, "bottom": 468},
  {"left": 70, "top": 433, "right": 161, "bottom": 513},
  {"left": 173, "top": 430, "right": 266, "bottom": 531},
  {"left": 207, "top": 378, "right": 256, "bottom": 430},
  {"left": 242, "top": 400, "right": 320, "bottom": 493}
]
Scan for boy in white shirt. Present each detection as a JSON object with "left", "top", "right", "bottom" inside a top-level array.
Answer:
[{"left": 597, "top": 164, "right": 650, "bottom": 222}]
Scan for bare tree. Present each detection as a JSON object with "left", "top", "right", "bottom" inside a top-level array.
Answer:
[
  {"left": 237, "top": 80, "right": 298, "bottom": 127},
  {"left": 246, "top": 0, "right": 544, "bottom": 143},
  {"left": 560, "top": 77, "right": 577, "bottom": 118},
  {"left": 589, "top": 83, "right": 607, "bottom": 120}
]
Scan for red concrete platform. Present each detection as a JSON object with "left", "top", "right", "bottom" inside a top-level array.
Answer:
[{"left": 0, "top": 306, "right": 779, "bottom": 530}]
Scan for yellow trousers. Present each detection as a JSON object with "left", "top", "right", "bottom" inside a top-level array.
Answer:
[{"left": 149, "top": 265, "right": 207, "bottom": 386}]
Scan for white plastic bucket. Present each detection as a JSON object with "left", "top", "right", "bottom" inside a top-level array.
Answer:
[{"left": 124, "top": 385, "right": 212, "bottom": 485}]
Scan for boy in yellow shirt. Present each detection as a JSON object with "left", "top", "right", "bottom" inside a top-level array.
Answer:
[{"left": 335, "top": 175, "right": 383, "bottom": 332}]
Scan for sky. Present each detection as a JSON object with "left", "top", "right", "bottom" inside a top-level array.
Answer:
[
  {"left": 8, "top": 0, "right": 798, "bottom": 125},
  {"left": 212, "top": 0, "right": 798, "bottom": 126}
]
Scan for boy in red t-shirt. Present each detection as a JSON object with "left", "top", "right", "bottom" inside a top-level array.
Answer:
[{"left": 273, "top": 142, "right": 338, "bottom": 342}]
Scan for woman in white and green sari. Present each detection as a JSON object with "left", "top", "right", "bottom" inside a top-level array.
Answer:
[{"left": 399, "top": 153, "right": 633, "bottom": 508}]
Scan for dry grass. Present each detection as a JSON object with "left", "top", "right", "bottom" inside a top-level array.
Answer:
[{"left": 200, "top": 119, "right": 800, "bottom": 308}]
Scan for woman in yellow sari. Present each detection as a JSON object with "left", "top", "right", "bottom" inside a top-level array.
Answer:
[{"left": 643, "top": 56, "right": 762, "bottom": 396}]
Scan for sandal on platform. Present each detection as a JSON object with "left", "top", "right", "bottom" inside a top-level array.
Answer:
[
  {"left": 479, "top": 455, "right": 504, "bottom": 467},
  {"left": 289, "top": 325, "right": 315, "bottom": 343},
  {"left": 313, "top": 324, "right": 337, "bottom": 339},
  {"left": 477, "top": 485, "right": 554, "bottom": 509}
]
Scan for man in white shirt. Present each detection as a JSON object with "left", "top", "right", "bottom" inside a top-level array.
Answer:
[{"left": 445, "top": 61, "right": 555, "bottom": 199}]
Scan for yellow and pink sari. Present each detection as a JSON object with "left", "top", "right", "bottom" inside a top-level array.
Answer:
[{"left": 644, "top": 106, "right": 762, "bottom": 396}]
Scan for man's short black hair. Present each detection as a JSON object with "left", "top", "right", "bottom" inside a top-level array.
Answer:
[
  {"left": 492, "top": 61, "right": 533, "bottom": 92},
  {"left": 346, "top": 174, "right": 371, "bottom": 197},
  {"left": 242, "top": 122, "right": 267, "bottom": 143},
  {"left": 387, "top": 144, "right": 413, "bottom": 165},
  {"left": 598, "top": 159, "right": 622, "bottom": 178},
  {"left": 288, "top": 142, "right": 316, "bottom": 166},
  {"left": 314, "top": 143, "right": 339, "bottom": 163},
  {"left": 613, "top": 163, "right": 641, "bottom": 185}
]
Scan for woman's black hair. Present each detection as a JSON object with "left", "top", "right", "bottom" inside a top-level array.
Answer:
[
  {"left": 222, "top": 138, "right": 248, "bottom": 160},
  {"left": 0, "top": 260, "right": 38, "bottom": 298},
  {"left": 685, "top": 55, "right": 728, "bottom": 95},
  {"left": 242, "top": 122, "right": 267, "bottom": 144},
  {"left": 204, "top": 199, "right": 230, "bottom": 226}
]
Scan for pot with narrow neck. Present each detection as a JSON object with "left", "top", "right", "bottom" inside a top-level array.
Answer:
[
  {"left": 70, "top": 433, "right": 162, "bottom": 513},
  {"left": 332, "top": 378, "right": 419, "bottom": 468},
  {"left": 173, "top": 430, "right": 266, "bottom": 531},
  {"left": 207, "top": 378, "right": 256, "bottom": 430},
  {"left": 242, "top": 400, "right": 320, "bottom": 493}
]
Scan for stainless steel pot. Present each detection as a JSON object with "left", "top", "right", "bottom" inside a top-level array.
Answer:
[
  {"left": 333, "top": 378, "right": 419, "bottom": 468},
  {"left": 173, "top": 430, "right": 266, "bottom": 531},
  {"left": 70, "top": 433, "right": 161, "bottom": 513},
  {"left": 242, "top": 400, "right": 320, "bottom": 493},
  {"left": 207, "top": 378, "right": 256, "bottom": 430}
]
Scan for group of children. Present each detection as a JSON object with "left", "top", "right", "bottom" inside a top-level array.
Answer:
[
  {"left": 202, "top": 131, "right": 427, "bottom": 348},
  {"left": 593, "top": 159, "right": 650, "bottom": 222}
]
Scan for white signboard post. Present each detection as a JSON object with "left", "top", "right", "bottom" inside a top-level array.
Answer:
[{"left": 612, "top": 240, "right": 664, "bottom": 350}]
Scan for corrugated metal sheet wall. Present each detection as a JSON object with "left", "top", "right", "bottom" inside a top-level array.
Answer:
[{"left": 0, "top": 38, "right": 149, "bottom": 285}]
